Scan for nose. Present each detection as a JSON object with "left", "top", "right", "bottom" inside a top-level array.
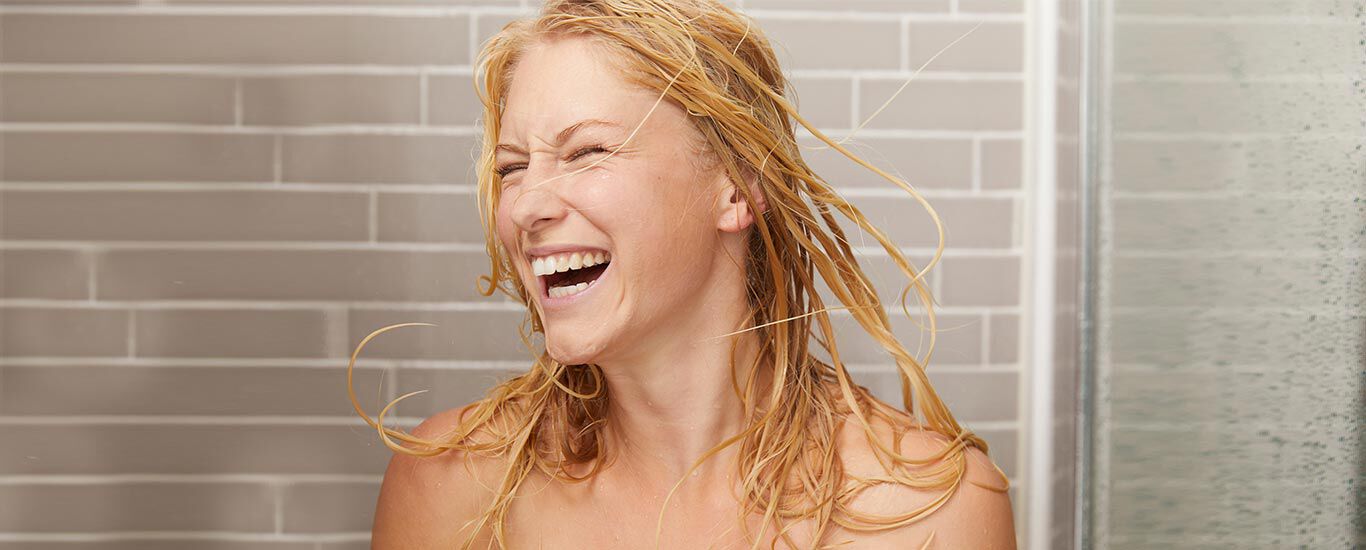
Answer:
[{"left": 505, "top": 161, "right": 569, "bottom": 234}]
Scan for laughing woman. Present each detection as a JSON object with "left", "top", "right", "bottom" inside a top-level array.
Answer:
[{"left": 359, "top": 1, "right": 1015, "bottom": 548}]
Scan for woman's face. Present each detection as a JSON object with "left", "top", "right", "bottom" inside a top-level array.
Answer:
[{"left": 493, "top": 36, "right": 734, "bottom": 365}]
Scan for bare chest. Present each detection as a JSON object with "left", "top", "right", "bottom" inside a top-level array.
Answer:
[
  {"left": 502, "top": 478, "right": 762, "bottom": 550},
  {"left": 498, "top": 475, "right": 908, "bottom": 550}
]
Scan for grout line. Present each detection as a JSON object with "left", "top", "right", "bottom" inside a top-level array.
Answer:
[
  {"left": 0, "top": 356, "right": 1026, "bottom": 372},
  {"left": 0, "top": 64, "right": 1024, "bottom": 81},
  {"left": 323, "top": 306, "right": 350, "bottom": 361},
  {"left": 0, "top": 474, "right": 381, "bottom": 484},
  {"left": 0, "top": 121, "right": 1014, "bottom": 139},
  {"left": 847, "top": 363, "right": 1020, "bottom": 375},
  {"left": 0, "top": 415, "right": 427, "bottom": 425},
  {"left": 0, "top": 357, "right": 532, "bottom": 369},
  {"left": 86, "top": 250, "right": 98, "bottom": 302},
  {"left": 0, "top": 239, "right": 1020, "bottom": 254},
  {"left": 418, "top": 70, "right": 429, "bottom": 126},
  {"left": 0, "top": 64, "right": 1344, "bottom": 80},
  {"left": 971, "top": 136, "right": 983, "bottom": 191},
  {"left": 0, "top": 64, "right": 479, "bottom": 76},
  {"left": 796, "top": 128, "right": 1026, "bottom": 139},
  {"left": 0, "top": 121, "right": 483, "bottom": 135},
  {"left": 899, "top": 16, "right": 911, "bottom": 73},
  {"left": 126, "top": 310, "right": 136, "bottom": 358},
  {"left": 0, "top": 296, "right": 519, "bottom": 309},
  {"left": 468, "top": 13, "right": 479, "bottom": 66},
  {"left": 272, "top": 135, "right": 282, "bottom": 183},
  {"left": 931, "top": 257, "right": 944, "bottom": 297},
  {"left": 0, "top": 182, "right": 481, "bottom": 193},
  {"left": 953, "top": 420, "right": 1019, "bottom": 431},
  {"left": 385, "top": 364, "right": 399, "bottom": 406},
  {"left": 0, "top": 298, "right": 528, "bottom": 311},
  {"left": 795, "top": 69, "right": 1025, "bottom": 80},
  {"left": 748, "top": 9, "right": 1026, "bottom": 22},
  {"left": 849, "top": 77, "right": 860, "bottom": 129},
  {"left": 0, "top": 533, "right": 373, "bottom": 543},
  {"left": 0, "top": 297, "right": 1017, "bottom": 315},
  {"left": 981, "top": 310, "right": 992, "bottom": 367},
  {"left": 0, "top": 4, "right": 528, "bottom": 16},
  {"left": 0, "top": 3, "right": 1029, "bottom": 22},
  {"left": 0, "top": 181, "right": 1028, "bottom": 198},
  {"left": 0, "top": 241, "right": 491, "bottom": 252},
  {"left": 233, "top": 78, "right": 243, "bottom": 127},
  {"left": 273, "top": 483, "right": 285, "bottom": 534},
  {"left": 1013, "top": 194, "right": 1023, "bottom": 249},
  {"left": 367, "top": 189, "right": 379, "bottom": 243}
]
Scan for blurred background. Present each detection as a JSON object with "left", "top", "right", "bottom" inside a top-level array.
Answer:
[{"left": 0, "top": 0, "right": 1360, "bottom": 549}]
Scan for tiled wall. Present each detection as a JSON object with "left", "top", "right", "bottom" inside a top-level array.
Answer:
[
  {"left": 1091, "top": 0, "right": 1365, "bottom": 548},
  {"left": 0, "top": 0, "right": 1035, "bottom": 547}
]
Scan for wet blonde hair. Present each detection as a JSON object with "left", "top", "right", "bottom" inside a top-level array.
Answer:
[{"left": 348, "top": 0, "right": 1008, "bottom": 548}]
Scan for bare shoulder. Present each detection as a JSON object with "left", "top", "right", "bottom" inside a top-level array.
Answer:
[
  {"left": 371, "top": 402, "right": 508, "bottom": 549},
  {"left": 831, "top": 411, "right": 1017, "bottom": 549}
]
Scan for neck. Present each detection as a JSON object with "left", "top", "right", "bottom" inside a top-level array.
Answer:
[{"left": 594, "top": 265, "right": 769, "bottom": 490}]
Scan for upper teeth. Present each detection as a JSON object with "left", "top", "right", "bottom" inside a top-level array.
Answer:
[{"left": 531, "top": 251, "right": 610, "bottom": 277}]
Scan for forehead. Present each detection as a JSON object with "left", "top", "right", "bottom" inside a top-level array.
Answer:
[{"left": 497, "top": 36, "right": 663, "bottom": 141}]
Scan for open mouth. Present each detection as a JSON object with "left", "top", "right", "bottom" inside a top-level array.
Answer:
[{"left": 540, "top": 257, "right": 611, "bottom": 299}]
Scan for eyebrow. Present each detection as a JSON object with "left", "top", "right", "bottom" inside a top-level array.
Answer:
[{"left": 494, "top": 119, "right": 622, "bottom": 155}]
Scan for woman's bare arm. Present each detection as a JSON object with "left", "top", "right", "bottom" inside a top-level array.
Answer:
[
  {"left": 903, "top": 445, "right": 1017, "bottom": 549},
  {"left": 371, "top": 406, "right": 497, "bottom": 549},
  {"left": 836, "top": 418, "right": 1018, "bottom": 549}
]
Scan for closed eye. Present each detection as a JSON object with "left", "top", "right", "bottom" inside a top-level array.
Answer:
[
  {"left": 495, "top": 145, "right": 610, "bottom": 179},
  {"left": 569, "top": 145, "right": 609, "bottom": 161}
]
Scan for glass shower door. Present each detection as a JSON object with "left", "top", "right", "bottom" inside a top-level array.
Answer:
[{"left": 1081, "top": 0, "right": 1365, "bottom": 547}]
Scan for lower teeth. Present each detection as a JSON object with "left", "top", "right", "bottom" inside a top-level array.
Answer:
[{"left": 548, "top": 278, "right": 597, "bottom": 299}]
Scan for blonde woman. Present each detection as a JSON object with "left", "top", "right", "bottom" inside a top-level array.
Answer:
[{"left": 358, "top": 0, "right": 1015, "bottom": 548}]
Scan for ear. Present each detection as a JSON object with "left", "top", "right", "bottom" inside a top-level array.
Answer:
[{"left": 716, "top": 170, "right": 768, "bottom": 234}]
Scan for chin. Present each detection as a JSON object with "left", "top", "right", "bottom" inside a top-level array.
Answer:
[{"left": 543, "top": 328, "right": 610, "bottom": 365}]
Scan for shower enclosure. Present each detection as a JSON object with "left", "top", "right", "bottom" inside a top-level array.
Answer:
[
  {"left": 0, "top": 0, "right": 1359, "bottom": 547},
  {"left": 1067, "top": 0, "right": 1364, "bottom": 547}
]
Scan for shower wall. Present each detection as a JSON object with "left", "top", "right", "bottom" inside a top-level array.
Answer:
[
  {"left": 1088, "top": 0, "right": 1365, "bottom": 547},
  {"left": 0, "top": 0, "right": 1038, "bottom": 547}
]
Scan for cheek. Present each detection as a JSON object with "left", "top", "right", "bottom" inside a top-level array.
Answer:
[
  {"left": 620, "top": 185, "right": 711, "bottom": 268},
  {"left": 493, "top": 197, "right": 523, "bottom": 266},
  {"left": 493, "top": 202, "right": 512, "bottom": 247},
  {"left": 567, "top": 172, "right": 618, "bottom": 213}
]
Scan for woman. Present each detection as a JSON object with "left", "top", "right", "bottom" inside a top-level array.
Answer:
[{"left": 356, "top": 0, "right": 1015, "bottom": 548}]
